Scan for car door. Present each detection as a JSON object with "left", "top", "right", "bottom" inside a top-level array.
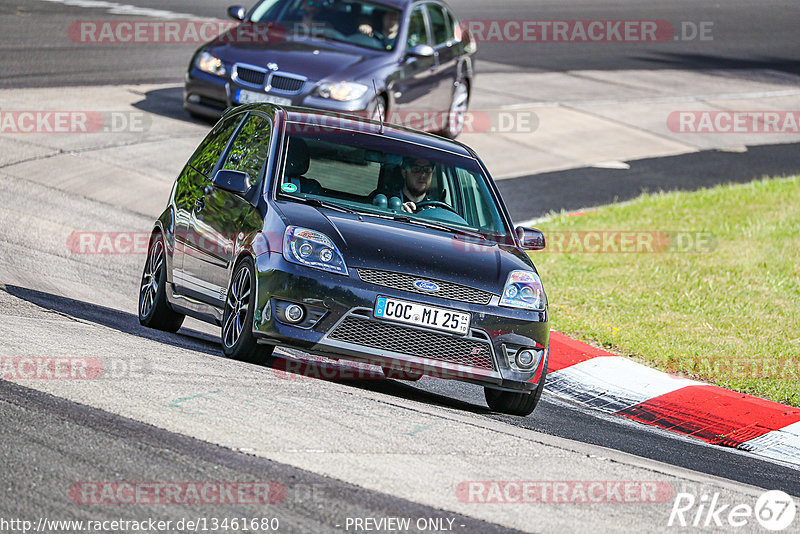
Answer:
[
  {"left": 426, "top": 2, "right": 458, "bottom": 113},
  {"left": 173, "top": 112, "right": 245, "bottom": 290},
  {"left": 391, "top": 4, "right": 437, "bottom": 125},
  {"left": 182, "top": 112, "right": 272, "bottom": 306}
]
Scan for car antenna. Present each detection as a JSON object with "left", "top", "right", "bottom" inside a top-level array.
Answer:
[{"left": 372, "top": 79, "right": 384, "bottom": 134}]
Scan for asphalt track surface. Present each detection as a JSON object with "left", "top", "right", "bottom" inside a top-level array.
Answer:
[
  {"left": 3, "top": 0, "right": 800, "bottom": 87},
  {"left": 2, "top": 0, "right": 800, "bottom": 531}
]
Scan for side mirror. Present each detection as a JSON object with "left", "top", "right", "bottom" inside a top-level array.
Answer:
[
  {"left": 406, "top": 44, "right": 435, "bottom": 58},
  {"left": 227, "top": 5, "right": 246, "bottom": 21},
  {"left": 516, "top": 226, "right": 545, "bottom": 251},
  {"left": 213, "top": 169, "right": 251, "bottom": 195}
]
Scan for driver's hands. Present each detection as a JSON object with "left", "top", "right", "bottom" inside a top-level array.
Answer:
[
  {"left": 401, "top": 201, "right": 416, "bottom": 213},
  {"left": 358, "top": 23, "right": 373, "bottom": 36}
]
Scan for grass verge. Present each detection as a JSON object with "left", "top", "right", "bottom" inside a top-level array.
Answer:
[{"left": 531, "top": 175, "right": 800, "bottom": 406}]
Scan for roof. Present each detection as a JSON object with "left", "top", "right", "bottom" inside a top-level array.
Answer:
[{"left": 280, "top": 105, "right": 475, "bottom": 158}]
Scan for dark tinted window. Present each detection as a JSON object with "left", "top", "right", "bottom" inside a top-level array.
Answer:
[
  {"left": 221, "top": 114, "right": 272, "bottom": 184},
  {"left": 189, "top": 114, "right": 244, "bottom": 178},
  {"left": 442, "top": 7, "right": 456, "bottom": 41},
  {"left": 426, "top": 4, "right": 449, "bottom": 45},
  {"left": 406, "top": 6, "right": 428, "bottom": 48}
]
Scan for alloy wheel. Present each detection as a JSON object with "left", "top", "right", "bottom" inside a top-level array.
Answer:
[
  {"left": 446, "top": 83, "right": 469, "bottom": 138},
  {"left": 140, "top": 239, "right": 164, "bottom": 318},
  {"left": 223, "top": 265, "right": 251, "bottom": 348}
]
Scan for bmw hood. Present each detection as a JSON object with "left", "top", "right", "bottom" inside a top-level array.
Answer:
[
  {"left": 204, "top": 35, "right": 379, "bottom": 82},
  {"left": 277, "top": 202, "right": 535, "bottom": 295}
]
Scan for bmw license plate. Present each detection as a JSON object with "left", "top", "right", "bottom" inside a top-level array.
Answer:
[
  {"left": 234, "top": 89, "right": 292, "bottom": 106},
  {"left": 374, "top": 296, "right": 470, "bottom": 335}
]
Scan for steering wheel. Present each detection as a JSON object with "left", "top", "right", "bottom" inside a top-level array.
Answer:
[{"left": 414, "top": 200, "right": 459, "bottom": 215}]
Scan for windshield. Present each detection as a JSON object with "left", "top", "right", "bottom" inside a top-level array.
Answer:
[
  {"left": 276, "top": 125, "right": 510, "bottom": 239},
  {"left": 250, "top": 0, "right": 401, "bottom": 51}
]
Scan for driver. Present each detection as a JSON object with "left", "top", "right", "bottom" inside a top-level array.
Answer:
[{"left": 399, "top": 157, "right": 434, "bottom": 213}]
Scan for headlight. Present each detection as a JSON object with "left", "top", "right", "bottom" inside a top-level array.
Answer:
[
  {"left": 500, "top": 270, "right": 546, "bottom": 310},
  {"left": 195, "top": 51, "right": 227, "bottom": 77},
  {"left": 283, "top": 226, "right": 348, "bottom": 275},
  {"left": 314, "top": 81, "right": 368, "bottom": 101}
]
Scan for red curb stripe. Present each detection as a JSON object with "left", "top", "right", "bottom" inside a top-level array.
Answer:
[
  {"left": 616, "top": 385, "right": 800, "bottom": 447},
  {"left": 547, "top": 331, "right": 614, "bottom": 371}
]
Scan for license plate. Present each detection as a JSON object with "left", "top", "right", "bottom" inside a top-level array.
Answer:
[
  {"left": 234, "top": 89, "right": 292, "bottom": 106},
  {"left": 374, "top": 296, "right": 470, "bottom": 335}
]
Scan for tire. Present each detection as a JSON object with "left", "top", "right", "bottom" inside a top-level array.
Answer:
[
  {"left": 221, "top": 257, "right": 274, "bottom": 364},
  {"left": 139, "top": 233, "right": 185, "bottom": 333},
  {"left": 484, "top": 357, "right": 548, "bottom": 416},
  {"left": 441, "top": 80, "right": 470, "bottom": 139}
]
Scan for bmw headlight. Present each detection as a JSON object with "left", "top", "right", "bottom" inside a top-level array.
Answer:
[
  {"left": 314, "top": 81, "right": 368, "bottom": 101},
  {"left": 283, "top": 226, "right": 348, "bottom": 275},
  {"left": 195, "top": 51, "right": 227, "bottom": 77},
  {"left": 500, "top": 270, "right": 546, "bottom": 311}
]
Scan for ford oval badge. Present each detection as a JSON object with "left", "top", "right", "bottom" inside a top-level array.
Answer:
[{"left": 414, "top": 280, "right": 439, "bottom": 292}]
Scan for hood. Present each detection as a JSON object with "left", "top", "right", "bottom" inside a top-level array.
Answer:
[
  {"left": 277, "top": 201, "right": 534, "bottom": 295},
  {"left": 205, "top": 35, "right": 381, "bottom": 82}
]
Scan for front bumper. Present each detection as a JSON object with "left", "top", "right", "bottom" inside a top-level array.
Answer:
[
  {"left": 184, "top": 69, "right": 372, "bottom": 119},
  {"left": 252, "top": 253, "right": 549, "bottom": 392}
]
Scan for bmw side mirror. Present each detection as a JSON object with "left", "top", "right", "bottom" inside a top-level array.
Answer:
[
  {"left": 406, "top": 44, "right": 435, "bottom": 58},
  {"left": 213, "top": 169, "right": 251, "bottom": 195},
  {"left": 516, "top": 227, "right": 545, "bottom": 250},
  {"left": 227, "top": 5, "right": 246, "bottom": 21}
]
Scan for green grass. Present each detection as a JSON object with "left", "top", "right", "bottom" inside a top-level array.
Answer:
[{"left": 531, "top": 175, "right": 800, "bottom": 407}]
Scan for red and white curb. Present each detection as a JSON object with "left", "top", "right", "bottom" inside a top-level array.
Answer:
[{"left": 545, "top": 331, "right": 800, "bottom": 467}]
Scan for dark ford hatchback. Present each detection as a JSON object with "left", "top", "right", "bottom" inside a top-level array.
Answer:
[
  {"left": 184, "top": 0, "right": 475, "bottom": 137},
  {"left": 139, "top": 104, "right": 549, "bottom": 415}
]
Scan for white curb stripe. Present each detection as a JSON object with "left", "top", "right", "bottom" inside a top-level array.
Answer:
[{"left": 545, "top": 356, "right": 703, "bottom": 413}]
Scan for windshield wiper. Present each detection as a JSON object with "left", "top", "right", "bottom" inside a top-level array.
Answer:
[
  {"left": 289, "top": 196, "right": 359, "bottom": 215},
  {"left": 391, "top": 215, "right": 487, "bottom": 241}
]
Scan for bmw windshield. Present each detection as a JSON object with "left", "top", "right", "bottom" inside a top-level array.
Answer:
[
  {"left": 275, "top": 124, "right": 512, "bottom": 241},
  {"left": 249, "top": 0, "right": 402, "bottom": 51}
]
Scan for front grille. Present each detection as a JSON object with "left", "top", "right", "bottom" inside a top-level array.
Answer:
[
  {"left": 328, "top": 315, "right": 495, "bottom": 370},
  {"left": 356, "top": 268, "right": 494, "bottom": 305},
  {"left": 235, "top": 66, "right": 267, "bottom": 86},
  {"left": 269, "top": 75, "right": 304, "bottom": 92}
]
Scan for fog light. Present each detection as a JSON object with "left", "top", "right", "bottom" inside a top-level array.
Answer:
[
  {"left": 516, "top": 349, "right": 535, "bottom": 369},
  {"left": 187, "top": 94, "right": 200, "bottom": 103},
  {"left": 285, "top": 304, "right": 304, "bottom": 323}
]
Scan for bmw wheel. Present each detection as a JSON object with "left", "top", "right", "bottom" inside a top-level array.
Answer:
[
  {"left": 222, "top": 257, "right": 274, "bottom": 364},
  {"left": 139, "top": 233, "right": 184, "bottom": 332},
  {"left": 442, "top": 80, "right": 470, "bottom": 139}
]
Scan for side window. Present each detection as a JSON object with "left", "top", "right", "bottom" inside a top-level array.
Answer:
[
  {"left": 443, "top": 7, "right": 456, "bottom": 42},
  {"left": 426, "top": 4, "right": 449, "bottom": 46},
  {"left": 455, "top": 167, "right": 499, "bottom": 231},
  {"left": 406, "top": 6, "right": 428, "bottom": 48},
  {"left": 188, "top": 114, "right": 244, "bottom": 178},
  {"left": 221, "top": 114, "right": 272, "bottom": 185}
]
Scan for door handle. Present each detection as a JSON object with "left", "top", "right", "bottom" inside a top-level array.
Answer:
[{"left": 194, "top": 198, "right": 205, "bottom": 212}]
